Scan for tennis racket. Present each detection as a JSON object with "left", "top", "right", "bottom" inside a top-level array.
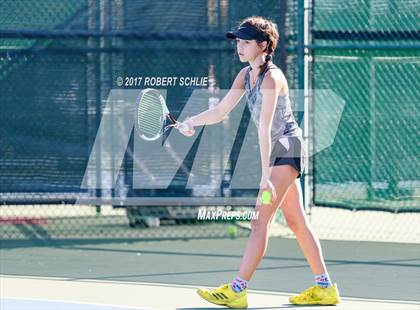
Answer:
[{"left": 136, "top": 88, "right": 188, "bottom": 141}]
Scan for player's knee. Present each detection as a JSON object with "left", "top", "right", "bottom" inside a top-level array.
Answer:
[
  {"left": 250, "top": 217, "right": 269, "bottom": 235},
  {"left": 285, "top": 216, "right": 308, "bottom": 233}
]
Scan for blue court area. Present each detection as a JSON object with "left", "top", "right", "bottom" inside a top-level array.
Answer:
[{"left": 1, "top": 298, "right": 144, "bottom": 310}]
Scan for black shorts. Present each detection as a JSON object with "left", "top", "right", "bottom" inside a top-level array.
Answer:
[{"left": 269, "top": 136, "right": 306, "bottom": 178}]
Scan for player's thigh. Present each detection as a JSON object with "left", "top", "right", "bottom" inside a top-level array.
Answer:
[
  {"left": 252, "top": 165, "right": 298, "bottom": 229},
  {"left": 279, "top": 178, "right": 309, "bottom": 230}
]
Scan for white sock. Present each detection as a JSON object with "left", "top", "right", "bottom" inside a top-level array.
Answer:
[
  {"left": 315, "top": 273, "right": 332, "bottom": 288},
  {"left": 231, "top": 276, "right": 248, "bottom": 292}
]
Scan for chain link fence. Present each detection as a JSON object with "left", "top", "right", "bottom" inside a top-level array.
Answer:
[
  {"left": 0, "top": 0, "right": 293, "bottom": 241},
  {"left": 309, "top": 0, "right": 419, "bottom": 213},
  {"left": 0, "top": 0, "right": 419, "bottom": 243}
]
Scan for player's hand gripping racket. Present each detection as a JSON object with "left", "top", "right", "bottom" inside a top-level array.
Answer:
[{"left": 136, "top": 88, "right": 188, "bottom": 141}]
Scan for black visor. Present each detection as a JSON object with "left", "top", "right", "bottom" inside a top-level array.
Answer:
[{"left": 226, "top": 23, "right": 268, "bottom": 41}]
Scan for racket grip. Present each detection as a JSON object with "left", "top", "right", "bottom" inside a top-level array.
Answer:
[{"left": 176, "top": 122, "right": 189, "bottom": 132}]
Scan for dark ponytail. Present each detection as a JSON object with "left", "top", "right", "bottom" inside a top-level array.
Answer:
[{"left": 259, "top": 41, "right": 274, "bottom": 77}]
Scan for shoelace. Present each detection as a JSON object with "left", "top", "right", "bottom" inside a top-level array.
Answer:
[
  {"left": 298, "top": 286, "right": 317, "bottom": 300},
  {"left": 215, "top": 284, "right": 229, "bottom": 292},
  {"left": 308, "top": 287, "right": 317, "bottom": 298}
]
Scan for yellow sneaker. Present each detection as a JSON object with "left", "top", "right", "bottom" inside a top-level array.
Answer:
[
  {"left": 289, "top": 283, "right": 341, "bottom": 305},
  {"left": 197, "top": 283, "right": 248, "bottom": 308}
]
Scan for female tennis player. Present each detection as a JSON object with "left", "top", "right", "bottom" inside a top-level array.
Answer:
[{"left": 179, "top": 16, "right": 341, "bottom": 308}]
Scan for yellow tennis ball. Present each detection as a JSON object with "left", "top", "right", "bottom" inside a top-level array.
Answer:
[
  {"left": 261, "top": 190, "right": 271, "bottom": 205},
  {"left": 227, "top": 225, "right": 238, "bottom": 238}
]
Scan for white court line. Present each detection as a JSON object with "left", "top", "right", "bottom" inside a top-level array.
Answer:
[
  {"left": 1, "top": 297, "right": 148, "bottom": 310},
  {"left": 1, "top": 275, "right": 419, "bottom": 309},
  {"left": 2, "top": 274, "right": 419, "bottom": 304}
]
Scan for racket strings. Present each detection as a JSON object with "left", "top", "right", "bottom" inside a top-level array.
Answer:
[{"left": 137, "top": 92, "right": 165, "bottom": 139}]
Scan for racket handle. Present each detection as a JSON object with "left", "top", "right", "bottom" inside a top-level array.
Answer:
[{"left": 176, "top": 121, "right": 189, "bottom": 132}]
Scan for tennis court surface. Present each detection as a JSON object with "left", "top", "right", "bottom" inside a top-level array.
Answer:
[{"left": 1, "top": 237, "right": 419, "bottom": 309}]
